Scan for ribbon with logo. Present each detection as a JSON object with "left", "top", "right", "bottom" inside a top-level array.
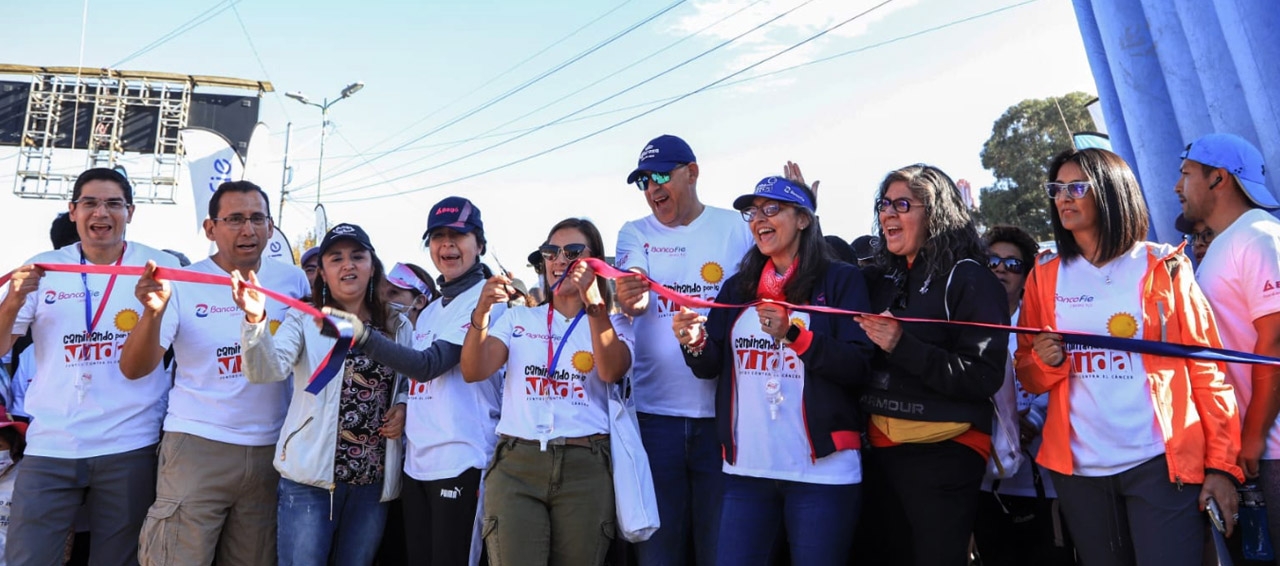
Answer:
[
  {"left": 0, "top": 263, "right": 355, "bottom": 393},
  {"left": 580, "top": 258, "right": 1280, "bottom": 367}
]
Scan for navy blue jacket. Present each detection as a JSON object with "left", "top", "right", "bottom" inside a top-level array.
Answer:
[{"left": 683, "top": 261, "right": 875, "bottom": 465}]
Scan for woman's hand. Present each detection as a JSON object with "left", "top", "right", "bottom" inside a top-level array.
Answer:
[
  {"left": 378, "top": 404, "right": 406, "bottom": 439},
  {"left": 783, "top": 160, "right": 819, "bottom": 195},
  {"left": 1200, "top": 473, "right": 1238, "bottom": 538},
  {"left": 854, "top": 311, "right": 904, "bottom": 353},
  {"left": 756, "top": 302, "right": 789, "bottom": 341},
  {"left": 672, "top": 307, "right": 706, "bottom": 345},
  {"left": 477, "top": 274, "right": 513, "bottom": 314},
  {"left": 1032, "top": 327, "right": 1066, "bottom": 367},
  {"left": 569, "top": 260, "right": 603, "bottom": 309},
  {"left": 231, "top": 269, "right": 267, "bottom": 324}
]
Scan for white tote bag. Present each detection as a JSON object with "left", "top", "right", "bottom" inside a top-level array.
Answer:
[{"left": 608, "top": 379, "right": 661, "bottom": 543}]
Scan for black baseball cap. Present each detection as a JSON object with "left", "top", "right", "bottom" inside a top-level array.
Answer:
[{"left": 319, "top": 223, "right": 375, "bottom": 256}]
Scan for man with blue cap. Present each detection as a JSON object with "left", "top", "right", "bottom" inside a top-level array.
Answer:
[
  {"left": 1176, "top": 132, "right": 1280, "bottom": 544},
  {"left": 615, "top": 135, "right": 753, "bottom": 566}
]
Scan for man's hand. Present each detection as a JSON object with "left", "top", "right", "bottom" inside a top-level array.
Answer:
[
  {"left": 616, "top": 271, "right": 651, "bottom": 315},
  {"left": 1, "top": 265, "right": 45, "bottom": 310},
  {"left": 134, "top": 261, "right": 171, "bottom": 314},
  {"left": 231, "top": 270, "right": 267, "bottom": 324}
]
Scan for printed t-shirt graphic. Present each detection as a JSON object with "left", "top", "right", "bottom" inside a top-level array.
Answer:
[
  {"left": 1056, "top": 244, "right": 1163, "bottom": 476},
  {"left": 11, "top": 242, "right": 180, "bottom": 458},
  {"left": 616, "top": 206, "right": 753, "bottom": 417},
  {"left": 157, "top": 257, "right": 310, "bottom": 446}
]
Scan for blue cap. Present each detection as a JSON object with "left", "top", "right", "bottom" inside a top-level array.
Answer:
[
  {"left": 423, "top": 196, "right": 484, "bottom": 239},
  {"left": 300, "top": 246, "right": 320, "bottom": 266},
  {"left": 1181, "top": 133, "right": 1276, "bottom": 209},
  {"left": 732, "top": 176, "right": 815, "bottom": 212},
  {"left": 625, "top": 135, "right": 697, "bottom": 184}
]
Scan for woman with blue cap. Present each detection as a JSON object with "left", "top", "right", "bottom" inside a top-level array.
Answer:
[{"left": 671, "top": 176, "right": 875, "bottom": 565}]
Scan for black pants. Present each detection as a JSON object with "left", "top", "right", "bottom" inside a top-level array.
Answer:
[
  {"left": 401, "top": 467, "right": 485, "bottom": 566},
  {"left": 855, "top": 441, "right": 985, "bottom": 566},
  {"left": 972, "top": 489, "right": 1077, "bottom": 566}
]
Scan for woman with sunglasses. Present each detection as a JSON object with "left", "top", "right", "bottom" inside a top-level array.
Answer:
[
  {"left": 852, "top": 164, "right": 1009, "bottom": 566},
  {"left": 671, "top": 176, "right": 874, "bottom": 565},
  {"left": 311, "top": 197, "right": 504, "bottom": 566},
  {"left": 461, "top": 218, "right": 632, "bottom": 566},
  {"left": 1016, "top": 148, "right": 1241, "bottom": 565},
  {"left": 233, "top": 223, "right": 411, "bottom": 565},
  {"left": 971, "top": 226, "right": 1077, "bottom": 566}
]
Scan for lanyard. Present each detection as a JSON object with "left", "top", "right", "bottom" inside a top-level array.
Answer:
[
  {"left": 545, "top": 302, "right": 586, "bottom": 377},
  {"left": 79, "top": 242, "right": 126, "bottom": 336}
]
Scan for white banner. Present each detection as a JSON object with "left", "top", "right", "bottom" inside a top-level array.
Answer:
[
  {"left": 181, "top": 128, "right": 243, "bottom": 231},
  {"left": 266, "top": 229, "right": 296, "bottom": 265},
  {"left": 242, "top": 123, "right": 278, "bottom": 192}
]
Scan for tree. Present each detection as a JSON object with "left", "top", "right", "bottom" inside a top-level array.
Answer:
[{"left": 978, "top": 92, "right": 1096, "bottom": 241}]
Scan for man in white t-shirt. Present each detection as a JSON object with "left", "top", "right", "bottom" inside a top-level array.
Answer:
[
  {"left": 1176, "top": 132, "right": 1280, "bottom": 543},
  {"left": 118, "top": 180, "right": 309, "bottom": 565},
  {"left": 0, "top": 168, "right": 180, "bottom": 566},
  {"left": 615, "top": 134, "right": 754, "bottom": 566}
]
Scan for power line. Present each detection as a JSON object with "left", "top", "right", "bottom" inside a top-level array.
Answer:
[
  {"left": 325, "top": 0, "right": 897, "bottom": 204},
  {"left": 307, "top": 0, "right": 819, "bottom": 200},
  {"left": 230, "top": 3, "right": 291, "bottom": 122},
  {"left": 308, "top": 0, "right": 686, "bottom": 189},
  {"left": 302, "top": 0, "right": 768, "bottom": 188},
  {"left": 111, "top": 0, "right": 239, "bottom": 67}
]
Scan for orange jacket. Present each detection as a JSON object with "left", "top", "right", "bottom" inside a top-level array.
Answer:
[{"left": 1015, "top": 243, "right": 1243, "bottom": 485}]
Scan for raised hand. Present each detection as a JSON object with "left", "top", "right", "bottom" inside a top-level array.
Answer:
[
  {"left": 1, "top": 265, "right": 45, "bottom": 309},
  {"left": 672, "top": 306, "right": 706, "bottom": 346},
  {"left": 570, "top": 260, "right": 603, "bottom": 309},
  {"left": 134, "top": 260, "right": 171, "bottom": 314},
  {"left": 615, "top": 271, "right": 651, "bottom": 313},
  {"left": 231, "top": 269, "right": 267, "bottom": 324},
  {"left": 783, "top": 161, "right": 819, "bottom": 195}
]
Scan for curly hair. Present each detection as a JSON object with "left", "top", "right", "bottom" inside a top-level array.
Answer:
[
  {"left": 1047, "top": 148, "right": 1149, "bottom": 264},
  {"left": 984, "top": 225, "right": 1040, "bottom": 270},
  {"left": 872, "top": 164, "right": 986, "bottom": 281}
]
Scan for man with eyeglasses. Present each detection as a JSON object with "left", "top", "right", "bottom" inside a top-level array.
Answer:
[
  {"left": 1175, "top": 133, "right": 1280, "bottom": 543},
  {"left": 119, "top": 180, "right": 309, "bottom": 565},
  {"left": 614, "top": 134, "right": 753, "bottom": 565},
  {"left": 0, "top": 168, "right": 181, "bottom": 566},
  {"left": 1174, "top": 213, "right": 1213, "bottom": 265}
]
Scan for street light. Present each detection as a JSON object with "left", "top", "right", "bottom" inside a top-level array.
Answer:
[{"left": 285, "top": 81, "right": 364, "bottom": 205}]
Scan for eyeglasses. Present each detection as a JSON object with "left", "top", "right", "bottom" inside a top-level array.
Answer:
[
  {"left": 1045, "top": 181, "right": 1092, "bottom": 200},
  {"left": 740, "top": 202, "right": 785, "bottom": 222},
  {"left": 1185, "top": 228, "right": 1215, "bottom": 247},
  {"left": 212, "top": 214, "right": 272, "bottom": 228},
  {"left": 633, "top": 164, "right": 688, "bottom": 191},
  {"left": 539, "top": 243, "right": 590, "bottom": 262},
  {"left": 876, "top": 197, "right": 918, "bottom": 214},
  {"left": 72, "top": 197, "right": 130, "bottom": 212},
  {"left": 987, "top": 255, "right": 1026, "bottom": 274}
]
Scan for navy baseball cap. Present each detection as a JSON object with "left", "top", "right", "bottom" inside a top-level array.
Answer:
[
  {"left": 300, "top": 246, "right": 320, "bottom": 266},
  {"left": 319, "top": 223, "right": 374, "bottom": 256},
  {"left": 733, "top": 176, "right": 816, "bottom": 212},
  {"left": 423, "top": 196, "right": 484, "bottom": 239},
  {"left": 1181, "top": 133, "right": 1276, "bottom": 209},
  {"left": 626, "top": 135, "right": 697, "bottom": 184}
]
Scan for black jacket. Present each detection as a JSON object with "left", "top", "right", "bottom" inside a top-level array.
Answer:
[
  {"left": 859, "top": 258, "right": 1008, "bottom": 433},
  {"left": 683, "top": 261, "right": 875, "bottom": 465}
]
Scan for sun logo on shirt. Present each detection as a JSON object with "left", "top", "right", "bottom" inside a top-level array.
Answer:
[
  {"left": 115, "top": 309, "right": 139, "bottom": 332},
  {"left": 789, "top": 317, "right": 806, "bottom": 330},
  {"left": 269, "top": 319, "right": 282, "bottom": 335},
  {"left": 571, "top": 351, "right": 595, "bottom": 374},
  {"left": 701, "top": 262, "right": 724, "bottom": 284},
  {"left": 1107, "top": 312, "right": 1139, "bottom": 339}
]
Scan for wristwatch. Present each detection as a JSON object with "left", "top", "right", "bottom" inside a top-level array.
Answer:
[{"left": 781, "top": 323, "right": 801, "bottom": 346}]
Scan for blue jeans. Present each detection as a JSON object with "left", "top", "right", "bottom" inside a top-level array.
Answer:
[
  {"left": 635, "top": 413, "right": 724, "bottom": 566},
  {"left": 277, "top": 478, "right": 389, "bottom": 566},
  {"left": 716, "top": 474, "right": 861, "bottom": 566}
]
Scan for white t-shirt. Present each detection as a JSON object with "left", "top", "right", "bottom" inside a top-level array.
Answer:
[
  {"left": 1057, "top": 244, "right": 1164, "bottom": 476},
  {"left": 1196, "top": 209, "right": 1280, "bottom": 459},
  {"left": 157, "top": 257, "right": 309, "bottom": 446},
  {"left": 722, "top": 308, "right": 861, "bottom": 485},
  {"left": 490, "top": 305, "right": 633, "bottom": 440},
  {"left": 403, "top": 284, "right": 504, "bottom": 481},
  {"left": 616, "top": 206, "right": 754, "bottom": 417},
  {"left": 12, "top": 242, "right": 180, "bottom": 458}
]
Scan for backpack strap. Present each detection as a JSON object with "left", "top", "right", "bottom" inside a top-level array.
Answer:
[{"left": 944, "top": 258, "right": 981, "bottom": 321}]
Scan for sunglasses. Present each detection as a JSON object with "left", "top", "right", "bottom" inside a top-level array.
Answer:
[
  {"left": 633, "top": 164, "right": 688, "bottom": 191},
  {"left": 1045, "top": 181, "right": 1092, "bottom": 199},
  {"left": 987, "top": 255, "right": 1026, "bottom": 274},
  {"left": 740, "top": 202, "right": 785, "bottom": 222},
  {"left": 876, "top": 197, "right": 918, "bottom": 214},
  {"left": 539, "top": 243, "right": 590, "bottom": 262}
]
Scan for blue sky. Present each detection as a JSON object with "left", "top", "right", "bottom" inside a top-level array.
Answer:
[{"left": 2, "top": 0, "right": 1097, "bottom": 284}]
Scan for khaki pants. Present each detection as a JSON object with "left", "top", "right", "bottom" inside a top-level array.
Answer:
[
  {"left": 482, "top": 436, "right": 615, "bottom": 566},
  {"left": 139, "top": 432, "right": 278, "bottom": 566}
]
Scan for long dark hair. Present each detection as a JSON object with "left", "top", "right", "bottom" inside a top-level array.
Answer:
[
  {"left": 872, "top": 164, "right": 985, "bottom": 281},
  {"left": 312, "top": 251, "right": 389, "bottom": 331},
  {"left": 543, "top": 218, "right": 614, "bottom": 310},
  {"left": 735, "top": 197, "right": 832, "bottom": 304},
  {"left": 1047, "top": 148, "right": 1149, "bottom": 264}
]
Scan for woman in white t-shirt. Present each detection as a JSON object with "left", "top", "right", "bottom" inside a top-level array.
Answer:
[
  {"left": 461, "top": 218, "right": 632, "bottom": 566},
  {"left": 1017, "top": 148, "right": 1242, "bottom": 565}
]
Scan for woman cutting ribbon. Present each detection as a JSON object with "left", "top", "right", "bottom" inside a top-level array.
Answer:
[
  {"left": 672, "top": 176, "right": 874, "bottom": 566},
  {"left": 460, "top": 217, "right": 632, "bottom": 566}
]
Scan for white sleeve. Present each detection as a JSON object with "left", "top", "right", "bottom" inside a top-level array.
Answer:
[
  {"left": 1242, "top": 231, "right": 1280, "bottom": 321},
  {"left": 240, "top": 309, "right": 305, "bottom": 384},
  {"left": 157, "top": 283, "right": 182, "bottom": 350},
  {"left": 489, "top": 307, "right": 517, "bottom": 348},
  {"left": 615, "top": 223, "right": 648, "bottom": 273}
]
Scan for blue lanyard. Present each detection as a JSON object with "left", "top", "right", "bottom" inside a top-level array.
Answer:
[{"left": 78, "top": 242, "right": 126, "bottom": 336}]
